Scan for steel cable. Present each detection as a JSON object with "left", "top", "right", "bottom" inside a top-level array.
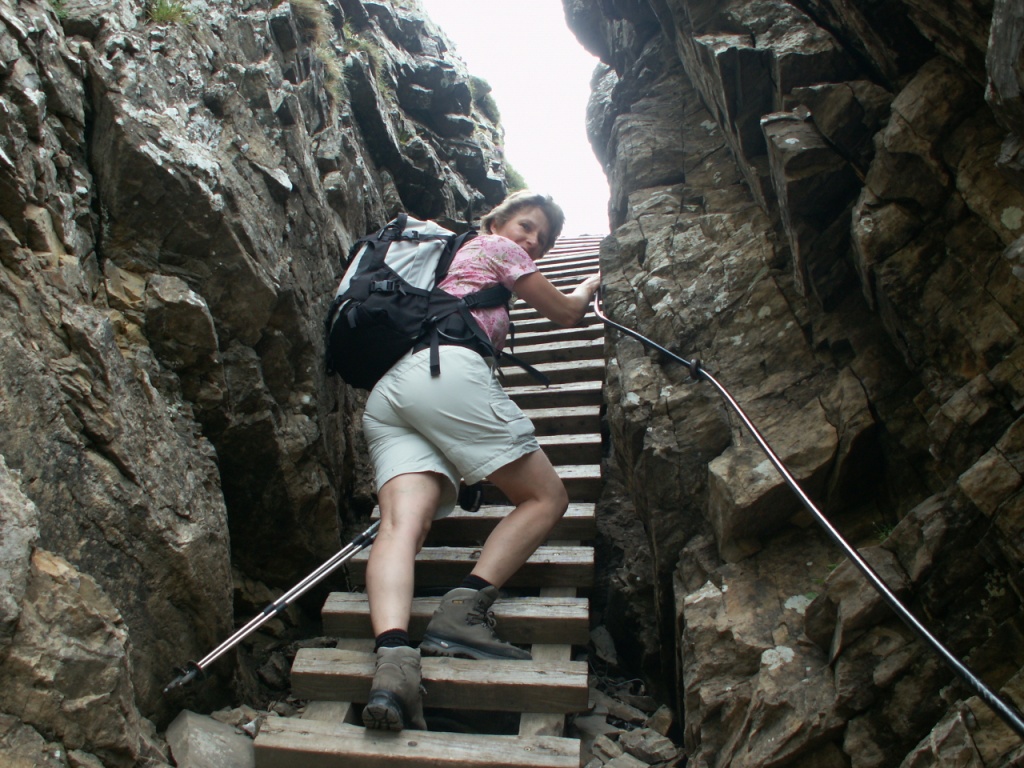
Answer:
[{"left": 593, "top": 288, "right": 1024, "bottom": 740}]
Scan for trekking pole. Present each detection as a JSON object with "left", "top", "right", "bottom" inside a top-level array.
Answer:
[
  {"left": 163, "top": 519, "right": 380, "bottom": 694},
  {"left": 592, "top": 288, "right": 1024, "bottom": 740}
]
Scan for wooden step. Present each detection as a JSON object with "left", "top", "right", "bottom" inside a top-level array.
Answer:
[
  {"left": 510, "top": 324, "right": 604, "bottom": 347},
  {"left": 507, "top": 379, "right": 602, "bottom": 409},
  {"left": 521, "top": 585, "right": 579, "bottom": 739},
  {"left": 545, "top": 274, "right": 599, "bottom": 290},
  {"left": 369, "top": 503, "right": 596, "bottom": 543},
  {"left": 290, "top": 649, "right": 590, "bottom": 713},
  {"left": 558, "top": 465, "right": 602, "bottom": 501},
  {"left": 540, "top": 250, "right": 598, "bottom": 266},
  {"left": 542, "top": 263, "right": 599, "bottom": 277},
  {"left": 511, "top": 314, "right": 602, "bottom": 334},
  {"left": 524, "top": 405, "right": 601, "bottom": 436},
  {"left": 536, "top": 432, "right": 602, "bottom": 465},
  {"left": 322, "top": 593, "right": 590, "bottom": 645},
  {"left": 346, "top": 545, "right": 594, "bottom": 588},
  {"left": 505, "top": 338, "right": 604, "bottom": 365},
  {"left": 539, "top": 256, "right": 600, "bottom": 273},
  {"left": 481, "top": 465, "right": 602, "bottom": 505},
  {"left": 499, "top": 359, "right": 606, "bottom": 387},
  {"left": 254, "top": 718, "right": 580, "bottom": 768},
  {"left": 416, "top": 502, "right": 597, "bottom": 542},
  {"left": 510, "top": 303, "right": 595, "bottom": 321}
]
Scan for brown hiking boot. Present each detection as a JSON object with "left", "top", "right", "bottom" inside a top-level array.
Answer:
[
  {"left": 362, "top": 646, "right": 427, "bottom": 731},
  {"left": 419, "top": 586, "right": 532, "bottom": 661}
]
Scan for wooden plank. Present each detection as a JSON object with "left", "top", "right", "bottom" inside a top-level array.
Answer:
[
  {"left": 536, "top": 433, "right": 602, "bottom": 465},
  {"left": 298, "top": 638, "right": 372, "bottom": 726},
  {"left": 254, "top": 719, "right": 580, "bottom": 768},
  {"left": 543, "top": 261, "right": 601, "bottom": 276},
  {"left": 507, "top": 380, "right": 603, "bottom": 410},
  {"left": 511, "top": 315, "right": 602, "bottom": 334},
  {"left": 323, "top": 593, "right": 590, "bottom": 645},
  {"left": 482, "top": 467, "right": 602, "bottom": 506},
  {"left": 346, "top": 545, "right": 594, "bottom": 588},
  {"left": 511, "top": 325, "right": 604, "bottom": 347},
  {"left": 301, "top": 700, "right": 355, "bottom": 725},
  {"left": 546, "top": 274, "right": 598, "bottom": 289},
  {"left": 291, "top": 650, "right": 590, "bottom": 713},
  {"left": 509, "top": 307, "right": 598, "bottom": 325},
  {"left": 520, "top": 585, "right": 579, "bottom": 738},
  {"left": 499, "top": 359, "right": 605, "bottom": 387},
  {"left": 523, "top": 405, "right": 601, "bottom": 436},
  {"left": 506, "top": 338, "right": 605, "bottom": 366},
  {"left": 374, "top": 502, "right": 597, "bottom": 543},
  {"left": 519, "top": 652, "right": 571, "bottom": 737},
  {"left": 539, "top": 254, "right": 600, "bottom": 269}
]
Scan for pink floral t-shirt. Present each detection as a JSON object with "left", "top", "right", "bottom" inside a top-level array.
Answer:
[{"left": 437, "top": 234, "right": 538, "bottom": 352}]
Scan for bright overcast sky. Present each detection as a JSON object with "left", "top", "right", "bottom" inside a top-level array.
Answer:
[{"left": 418, "top": 0, "right": 611, "bottom": 236}]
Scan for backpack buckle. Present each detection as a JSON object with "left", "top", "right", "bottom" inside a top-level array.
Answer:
[{"left": 370, "top": 279, "right": 399, "bottom": 293}]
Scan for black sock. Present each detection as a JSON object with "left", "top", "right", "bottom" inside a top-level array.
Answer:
[
  {"left": 460, "top": 574, "right": 492, "bottom": 591},
  {"left": 374, "top": 628, "right": 411, "bottom": 650}
]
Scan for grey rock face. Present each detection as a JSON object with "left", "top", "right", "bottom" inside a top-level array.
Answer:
[
  {"left": 0, "top": 0, "right": 511, "bottom": 761},
  {"left": 569, "top": 0, "right": 1024, "bottom": 764}
]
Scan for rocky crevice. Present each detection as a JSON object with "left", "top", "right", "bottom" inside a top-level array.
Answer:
[
  {"left": 567, "top": 0, "right": 1024, "bottom": 765},
  {"left": 0, "top": 1, "right": 512, "bottom": 764},
  {"left": 3, "top": 0, "right": 1024, "bottom": 765}
]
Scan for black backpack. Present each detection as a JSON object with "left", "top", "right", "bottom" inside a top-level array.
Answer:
[{"left": 324, "top": 214, "right": 547, "bottom": 390}]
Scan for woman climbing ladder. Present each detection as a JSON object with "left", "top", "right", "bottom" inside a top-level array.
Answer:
[{"left": 360, "top": 190, "right": 601, "bottom": 731}]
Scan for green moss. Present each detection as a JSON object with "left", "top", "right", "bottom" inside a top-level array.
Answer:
[
  {"left": 49, "top": 0, "right": 68, "bottom": 20},
  {"left": 315, "top": 43, "right": 347, "bottom": 102},
  {"left": 874, "top": 521, "right": 896, "bottom": 542},
  {"left": 505, "top": 163, "right": 527, "bottom": 193},
  {"left": 469, "top": 75, "right": 500, "bottom": 123},
  {"left": 342, "top": 24, "right": 393, "bottom": 98}
]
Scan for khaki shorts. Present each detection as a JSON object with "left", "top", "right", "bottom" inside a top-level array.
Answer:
[{"left": 362, "top": 345, "right": 540, "bottom": 518}]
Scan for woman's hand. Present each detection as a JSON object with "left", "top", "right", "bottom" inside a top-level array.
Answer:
[
  {"left": 514, "top": 271, "right": 602, "bottom": 327},
  {"left": 577, "top": 273, "right": 601, "bottom": 298}
]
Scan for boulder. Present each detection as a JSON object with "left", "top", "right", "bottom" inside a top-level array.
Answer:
[
  {"left": 0, "top": 549, "right": 165, "bottom": 766},
  {"left": 165, "top": 710, "right": 254, "bottom": 768}
]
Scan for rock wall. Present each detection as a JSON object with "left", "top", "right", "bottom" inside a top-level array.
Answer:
[
  {"left": 568, "top": 0, "right": 1024, "bottom": 765},
  {"left": 0, "top": 0, "right": 509, "bottom": 764}
]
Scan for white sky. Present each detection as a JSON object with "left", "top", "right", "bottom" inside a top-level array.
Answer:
[{"left": 418, "top": 0, "right": 611, "bottom": 236}]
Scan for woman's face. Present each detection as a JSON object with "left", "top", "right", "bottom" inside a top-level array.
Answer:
[{"left": 491, "top": 205, "right": 551, "bottom": 261}]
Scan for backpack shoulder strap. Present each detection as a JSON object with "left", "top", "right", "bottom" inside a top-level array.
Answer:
[{"left": 434, "top": 229, "right": 478, "bottom": 285}]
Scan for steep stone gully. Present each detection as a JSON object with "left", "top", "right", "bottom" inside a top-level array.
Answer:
[{"left": 248, "top": 237, "right": 680, "bottom": 767}]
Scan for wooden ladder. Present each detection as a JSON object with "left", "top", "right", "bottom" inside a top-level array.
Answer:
[{"left": 254, "top": 237, "right": 605, "bottom": 768}]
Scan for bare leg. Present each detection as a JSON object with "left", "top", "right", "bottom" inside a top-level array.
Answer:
[
  {"left": 366, "top": 472, "right": 444, "bottom": 635},
  {"left": 469, "top": 450, "right": 568, "bottom": 588}
]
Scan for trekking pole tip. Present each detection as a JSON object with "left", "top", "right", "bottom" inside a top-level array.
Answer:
[{"left": 163, "top": 661, "right": 205, "bottom": 695}]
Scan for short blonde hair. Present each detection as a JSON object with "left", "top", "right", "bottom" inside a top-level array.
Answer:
[{"left": 480, "top": 191, "right": 564, "bottom": 255}]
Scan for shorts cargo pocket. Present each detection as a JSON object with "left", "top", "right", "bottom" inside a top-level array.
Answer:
[{"left": 489, "top": 393, "right": 535, "bottom": 443}]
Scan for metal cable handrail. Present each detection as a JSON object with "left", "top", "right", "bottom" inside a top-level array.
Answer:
[{"left": 593, "top": 288, "right": 1024, "bottom": 740}]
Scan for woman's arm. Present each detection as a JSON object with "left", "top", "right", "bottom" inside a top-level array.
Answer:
[{"left": 514, "top": 271, "right": 601, "bottom": 327}]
